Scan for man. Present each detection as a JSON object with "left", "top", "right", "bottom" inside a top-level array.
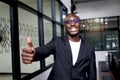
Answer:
[{"left": 22, "top": 13, "right": 96, "bottom": 80}]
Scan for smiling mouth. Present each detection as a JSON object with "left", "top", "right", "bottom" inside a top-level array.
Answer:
[{"left": 70, "top": 27, "right": 77, "bottom": 32}]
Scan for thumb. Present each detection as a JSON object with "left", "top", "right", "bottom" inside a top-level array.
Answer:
[{"left": 26, "top": 37, "right": 34, "bottom": 50}]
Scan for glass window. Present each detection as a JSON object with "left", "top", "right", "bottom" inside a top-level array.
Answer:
[
  {"left": 45, "top": 55, "right": 54, "bottom": 66},
  {"left": 19, "top": 0, "right": 37, "bottom": 10},
  {"left": 56, "top": 24, "right": 61, "bottom": 37},
  {"left": 0, "top": 0, "right": 68, "bottom": 79},
  {"left": 81, "top": 17, "right": 119, "bottom": 51},
  {"left": 43, "top": 19, "right": 54, "bottom": 66},
  {"left": 61, "top": 6, "right": 68, "bottom": 36},
  {"left": 55, "top": 1, "right": 60, "bottom": 22},
  {"left": 102, "top": 31, "right": 119, "bottom": 50},
  {"left": 85, "top": 19, "right": 104, "bottom": 32},
  {"left": 43, "top": 0, "right": 52, "bottom": 18},
  {"left": 44, "top": 19, "right": 53, "bottom": 44},
  {"left": 86, "top": 32, "right": 102, "bottom": 50},
  {"left": 18, "top": 8, "right": 40, "bottom": 78},
  {"left": 104, "top": 17, "right": 118, "bottom": 28},
  {"left": 0, "top": 2, "right": 12, "bottom": 80}
]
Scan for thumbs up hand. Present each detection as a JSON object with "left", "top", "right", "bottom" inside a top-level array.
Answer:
[{"left": 21, "top": 37, "right": 35, "bottom": 64}]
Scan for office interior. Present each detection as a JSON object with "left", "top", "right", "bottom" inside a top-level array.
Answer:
[{"left": 0, "top": 0, "right": 120, "bottom": 80}]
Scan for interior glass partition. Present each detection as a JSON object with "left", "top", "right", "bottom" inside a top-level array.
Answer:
[
  {"left": 104, "top": 17, "right": 118, "bottom": 28},
  {"left": 0, "top": 0, "right": 68, "bottom": 79},
  {"left": 43, "top": 19, "right": 54, "bottom": 66},
  {"left": 0, "top": 1, "right": 12, "bottom": 80},
  {"left": 56, "top": 24, "right": 61, "bottom": 36},
  {"left": 19, "top": 0, "right": 37, "bottom": 10},
  {"left": 55, "top": 1, "right": 60, "bottom": 22},
  {"left": 81, "top": 17, "right": 119, "bottom": 51},
  {"left": 18, "top": 7, "right": 40, "bottom": 78},
  {"left": 43, "top": 0, "right": 52, "bottom": 18},
  {"left": 44, "top": 19, "right": 53, "bottom": 44},
  {"left": 86, "top": 31, "right": 101, "bottom": 50},
  {"left": 102, "top": 31, "right": 118, "bottom": 50}
]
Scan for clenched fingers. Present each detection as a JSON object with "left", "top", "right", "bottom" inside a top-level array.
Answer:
[{"left": 21, "top": 48, "right": 35, "bottom": 64}]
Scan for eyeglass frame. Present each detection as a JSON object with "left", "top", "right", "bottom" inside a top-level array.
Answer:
[{"left": 64, "top": 19, "right": 81, "bottom": 24}]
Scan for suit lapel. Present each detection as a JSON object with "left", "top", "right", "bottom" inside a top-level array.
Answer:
[
  {"left": 62, "top": 36, "right": 73, "bottom": 64},
  {"left": 76, "top": 39, "right": 86, "bottom": 64},
  {"left": 62, "top": 36, "right": 86, "bottom": 65}
]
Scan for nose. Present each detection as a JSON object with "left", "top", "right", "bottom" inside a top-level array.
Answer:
[{"left": 71, "top": 21, "right": 75, "bottom": 26}]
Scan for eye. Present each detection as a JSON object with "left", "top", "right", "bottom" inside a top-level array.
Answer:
[
  {"left": 66, "top": 20, "right": 72, "bottom": 24},
  {"left": 74, "top": 19, "right": 80, "bottom": 23},
  {"left": 65, "top": 19, "right": 80, "bottom": 24}
]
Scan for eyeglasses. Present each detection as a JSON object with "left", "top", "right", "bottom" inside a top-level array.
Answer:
[{"left": 65, "top": 19, "right": 80, "bottom": 24}]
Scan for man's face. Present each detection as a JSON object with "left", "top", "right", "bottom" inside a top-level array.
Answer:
[{"left": 64, "top": 14, "right": 81, "bottom": 36}]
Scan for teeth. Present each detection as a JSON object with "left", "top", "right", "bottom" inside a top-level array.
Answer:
[{"left": 71, "top": 28, "right": 77, "bottom": 31}]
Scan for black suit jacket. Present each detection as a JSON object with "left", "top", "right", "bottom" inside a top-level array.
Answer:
[{"left": 35, "top": 36, "right": 96, "bottom": 80}]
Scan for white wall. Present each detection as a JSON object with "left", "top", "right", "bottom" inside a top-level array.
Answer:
[{"left": 75, "top": 0, "right": 120, "bottom": 19}]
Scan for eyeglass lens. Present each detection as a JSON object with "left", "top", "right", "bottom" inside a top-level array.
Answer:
[{"left": 66, "top": 19, "right": 80, "bottom": 24}]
